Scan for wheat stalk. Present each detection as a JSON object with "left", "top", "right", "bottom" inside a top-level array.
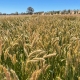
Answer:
[
  {"left": 30, "top": 69, "right": 42, "bottom": 80},
  {"left": 32, "top": 58, "right": 45, "bottom": 62},
  {"left": 28, "top": 49, "right": 43, "bottom": 59},
  {"left": 0, "top": 40, "right": 2, "bottom": 56},
  {"left": 10, "top": 69, "right": 19, "bottom": 80},
  {"left": 3, "top": 66, "right": 11, "bottom": 80},
  {"left": 43, "top": 53, "right": 56, "bottom": 58}
]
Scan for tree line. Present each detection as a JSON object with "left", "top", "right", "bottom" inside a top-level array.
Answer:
[{"left": 0, "top": 7, "right": 80, "bottom": 15}]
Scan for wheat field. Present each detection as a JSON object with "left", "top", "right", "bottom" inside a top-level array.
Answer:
[{"left": 0, "top": 15, "right": 80, "bottom": 80}]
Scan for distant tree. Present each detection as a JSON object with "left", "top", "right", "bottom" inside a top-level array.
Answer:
[
  {"left": 76, "top": 9, "right": 79, "bottom": 14},
  {"left": 56, "top": 11, "right": 60, "bottom": 14},
  {"left": 10, "top": 13, "right": 14, "bottom": 15},
  {"left": 49, "top": 11, "right": 55, "bottom": 15},
  {"left": 15, "top": 12, "right": 18, "bottom": 15},
  {"left": 3, "top": 13, "right": 6, "bottom": 15},
  {"left": 63, "top": 9, "right": 67, "bottom": 14},
  {"left": 0, "top": 12, "right": 2, "bottom": 15},
  {"left": 61, "top": 9, "right": 68, "bottom": 14},
  {"left": 74, "top": 10, "right": 77, "bottom": 14},
  {"left": 68, "top": 9, "right": 70, "bottom": 14},
  {"left": 21, "top": 12, "right": 26, "bottom": 15},
  {"left": 27, "top": 7, "right": 34, "bottom": 15}
]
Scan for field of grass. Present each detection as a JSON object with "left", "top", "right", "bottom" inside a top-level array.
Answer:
[{"left": 0, "top": 15, "right": 80, "bottom": 80}]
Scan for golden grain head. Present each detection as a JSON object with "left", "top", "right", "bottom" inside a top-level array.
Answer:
[{"left": 43, "top": 53, "right": 56, "bottom": 58}]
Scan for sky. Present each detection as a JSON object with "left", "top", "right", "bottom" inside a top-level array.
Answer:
[{"left": 0, "top": 0, "right": 80, "bottom": 14}]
